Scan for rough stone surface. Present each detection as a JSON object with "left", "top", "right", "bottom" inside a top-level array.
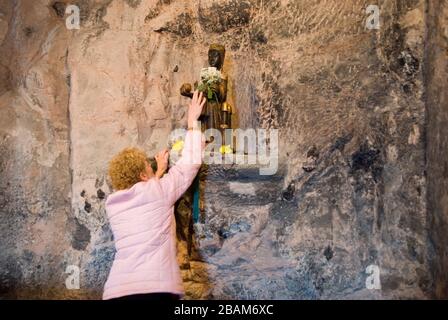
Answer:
[{"left": 0, "top": 0, "right": 446, "bottom": 299}]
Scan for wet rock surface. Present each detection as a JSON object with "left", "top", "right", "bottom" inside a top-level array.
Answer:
[{"left": 0, "top": 0, "right": 446, "bottom": 299}]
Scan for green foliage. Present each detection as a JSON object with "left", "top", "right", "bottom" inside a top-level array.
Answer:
[{"left": 197, "top": 82, "right": 218, "bottom": 101}]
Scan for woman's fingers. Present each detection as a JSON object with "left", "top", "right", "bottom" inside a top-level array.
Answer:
[
  {"left": 200, "top": 94, "right": 206, "bottom": 108},
  {"left": 200, "top": 92, "right": 205, "bottom": 106},
  {"left": 155, "top": 149, "right": 168, "bottom": 161},
  {"left": 192, "top": 90, "right": 198, "bottom": 105},
  {"left": 162, "top": 149, "right": 168, "bottom": 159},
  {"left": 159, "top": 149, "right": 168, "bottom": 160}
]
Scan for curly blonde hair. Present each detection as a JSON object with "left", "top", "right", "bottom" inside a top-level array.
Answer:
[{"left": 108, "top": 147, "right": 147, "bottom": 191}]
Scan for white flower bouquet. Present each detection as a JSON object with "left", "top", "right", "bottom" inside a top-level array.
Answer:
[{"left": 197, "top": 67, "right": 222, "bottom": 100}]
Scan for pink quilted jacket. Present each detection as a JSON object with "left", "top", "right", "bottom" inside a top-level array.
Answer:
[{"left": 102, "top": 130, "right": 204, "bottom": 300}]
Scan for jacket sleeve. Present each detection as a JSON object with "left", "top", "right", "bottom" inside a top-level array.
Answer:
[{"left": 157, "top": 130, "right": 204, "bottom": 207}]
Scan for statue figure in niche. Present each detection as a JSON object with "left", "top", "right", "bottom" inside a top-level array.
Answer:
[
  {"left": 180, "top": 44, "right": 233, "bottom": 152},
  {"left": 179, "top": 44, "right": 234, "bottom": 224}
]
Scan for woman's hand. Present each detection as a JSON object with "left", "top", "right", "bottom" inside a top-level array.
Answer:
[
  {"left": 187, "top": 90, "right": 206, "bottom": 128},
  {"left": 154, "top": 149, "right": 169, "bottom": 179}
]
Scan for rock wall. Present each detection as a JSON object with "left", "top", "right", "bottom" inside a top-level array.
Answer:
[
  {"left": 0, "top": 0, "right": 75, "bottom": 298},
  {"left": 0, "top": 0, "right": 445, "bottom": 299}
]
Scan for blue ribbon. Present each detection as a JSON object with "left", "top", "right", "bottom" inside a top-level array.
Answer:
[{"left": 192, "top": 174, "right": 200, "bottom": 223}]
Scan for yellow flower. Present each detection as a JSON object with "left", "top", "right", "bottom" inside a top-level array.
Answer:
[
  {"left": 219, "top": 145, "right": 233, "bottom": 154},
  {"left": 172, "top": 140, "right": 184, "bottom": 151}
]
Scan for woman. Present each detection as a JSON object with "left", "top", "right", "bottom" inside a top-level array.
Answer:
[{"left": 102, "top": 91, "right": 206, "bottom": 300}]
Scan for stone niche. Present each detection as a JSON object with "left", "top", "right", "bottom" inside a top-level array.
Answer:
[{"left": 0, "top": 0, "right": 447, "bottom": 299}]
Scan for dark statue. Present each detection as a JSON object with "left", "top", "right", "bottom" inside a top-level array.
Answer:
[{"left": 180, "top": 44, "right": 232, "bottom": 146}]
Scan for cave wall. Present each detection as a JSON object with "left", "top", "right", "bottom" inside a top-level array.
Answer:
[
  {"left": 0, "top": 0, "right": 76, "bottom": 298},
  {"left": 0, "top": 0, "right": 444, "bottom": 299}
]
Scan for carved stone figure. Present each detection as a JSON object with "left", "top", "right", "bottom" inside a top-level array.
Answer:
[{"left": 180, "top": 44, "right": 232, "bottom": 139}]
